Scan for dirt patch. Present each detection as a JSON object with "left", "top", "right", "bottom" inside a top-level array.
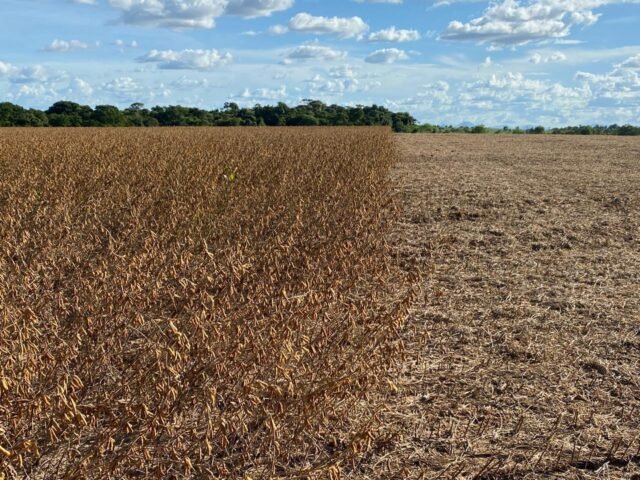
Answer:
[{"left": 353, "top": 134, "right": 640, "bottom": 479}]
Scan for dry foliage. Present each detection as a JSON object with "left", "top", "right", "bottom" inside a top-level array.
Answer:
[
  {"left": 0, "top": 127, "right": 413, "bottom": 479},
  {"left": 360, "top": 134, "right": 640, "bottom": 479}
]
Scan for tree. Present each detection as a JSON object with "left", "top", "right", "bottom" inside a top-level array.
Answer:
[
  {"left": 286, "top": 114, "right": 320, "bottom": 126},
  {"left": 93, "top": 105, "right": 125, "bottom": 126},
  {"left": 392, "top": 112, "right": 416, "bottom": 132},
  {"left": 619, "top": 124, "right": 639, "bottom": 136},
  {"left": 0, "top": 103, "right": 25, "bottom": 126}
]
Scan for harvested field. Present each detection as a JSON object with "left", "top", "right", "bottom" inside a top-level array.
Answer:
[{"left": 363, "top": 134, "right": 640, "bottom": 479}]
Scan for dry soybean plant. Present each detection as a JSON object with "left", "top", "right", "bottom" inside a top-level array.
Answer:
[{"left": 0, "top": 127, "right": 413, "bottom": 479}]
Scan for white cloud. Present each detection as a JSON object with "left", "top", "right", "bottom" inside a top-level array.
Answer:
[
  {"left": 268, "top": 24, "right": 288, "bottom": 34},
  {"left": 387, "top": 69, "right": 600, "bottom": 126},
  {"left": 101, "top": 77, "right": 145, "bottom": 101},
  {"left": 414, "top": 81, "right": 452, "bottom": 109},
  {"left": 107, "top": 0, "right": 293, "bottom": 29},
  {"left": 576, "top": 53, "right": 640, "bottom": 101},
  {"left": 236, "top": 85, "right": 288, "bottom": 100},
  {"left": 69, "top": 78, "right": 94, "bottom": 96},
  {"left": 138, "top": 49, "right": 232, "bottom": 70},
  {"left": 283, "top": 44, "right": 347, "bottom": 63},
  {"left": 329, "top": 65, "right": 358, "bottom": 79},
  {"left": 288, "top": 13, "right": 369, "bottom": 39},
  {"left": 0, "top": 61, "right": 17, "bottom": 76},
  {"left": 0, "top": 62, "right": 58, "bottom": 85},
  {"left": 45, "top": 39, "right": 91, "bottom": 52},
  {"left": 432, "top": 0, "right": 485, "bottom": 7},
  {"left": 225, "top": 0, "right": 294, "bottom": 18},
  {"left": 618, "top": 53, "right": 640, "bottom": 69},
  {"left": 4, "top": 75, "right": 95, "bottom": 106},
  {"left": 367, "top": 26, "right": 420, "bottom": 42},
  {"left": 464, "top": 72, "right": 592, "bottom": 112},
  {"left": 305, "top": 65, "right": 381, "bottom": 96},
  {"left": 529, "top": 51, "right": 567, "bottom": 63},
  {"left": 113, "top": 39, "right": 139, "bottom": 48},
  {"left": 364, "top": 48, "right": 408, "bottom": 63},
  {"left": 12, "top": 84, "right": 58, "bottom": 102},
  {"left": 9, "top": 65, "right": 50, "bottom": 84},
  {"left": 442, "top": 0, "right": 640, "bottom": 47},
  {"left": 170, "top": 77, "right": 210, "bottom": 88},
  {"left": 108, "top": 0, "right": 228, "bottom": 29}
]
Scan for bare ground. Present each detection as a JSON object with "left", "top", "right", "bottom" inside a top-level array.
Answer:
[{"left": 355, "top": 134, "right": 640, "bottom": 479}]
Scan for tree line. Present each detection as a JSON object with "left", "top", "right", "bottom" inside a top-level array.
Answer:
[
  {"left": 1, "top": 100, "right": 638, "bottom": 135},
  {"left": 0, "top": 100, "right": 417, "bottom": 132}
]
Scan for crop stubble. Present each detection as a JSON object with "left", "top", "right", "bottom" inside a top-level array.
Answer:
[{"left": 365, "top": 134, "right": 640, "bottom": 479}]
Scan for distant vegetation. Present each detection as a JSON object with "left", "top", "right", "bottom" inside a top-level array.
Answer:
[
  {"left": 1, "top": 100, "right": 638, "bottom": 135},
  {"left": 0, "top": 100, "right": 417, "bottom": 132},
  {"left": 410, "top": 123, "right": 640, "bottom": 136}
]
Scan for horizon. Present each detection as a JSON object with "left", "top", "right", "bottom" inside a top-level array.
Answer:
[
  {"left": 1, "top": 0, "right": 640, "bottom": 127},
  {"left": 4, "top": 99, "right": 640, "bottom": 130}
]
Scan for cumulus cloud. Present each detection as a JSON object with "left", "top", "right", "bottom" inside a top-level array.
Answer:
[
  {"left": 283, "top": 44, "right": 347, "bottom": 63},
  {"left": 329, "top": 65, "right": 359, "bottom": 79},
  {"left": 108, "top": 0, "right": 228, "bottom": 28},
  {"left": 235, "top": 85, "right": 288, "bottom": 101},
  {"left": 0, "top": 61, "right": 67, "bottom": 105},
  {"left": 305, "top": 65, "right": 381, "bottom": 96},
  {"left": 442, "top": 0, "right": 640, "bottom": 47},
  {"left": 99, "top": 77, "right": 172, "bottom": 103},
  {"left": 414, "top": 81, "right": 452, "bottom": 109},
  {"left": 138, "top": 49, "right": 232, "bottom": 70},
  {"left": 364, "top": 48, "right": 408, "bottom": 63},
  {"left": 617, "top": 53, "right": 640, "bottom": 69},
  {"left": 268, "top": 24, "right": 288, "bottom": 34},
  {"left": 113, "top": 39, "right": 139, "bottom": 48},
  {"left": 8, "top": 65, "right": 50, "bottom": 84},
  {"left": 0, "top": 61, "right": 17, "bottom": 76},
  {"left": 102, "top": 76, "right": 142, "bottom": 95},
  {"left": 107, "top": 0, "right": 294, "bottom": 29},
  {"left": 529, "top": 51, "right": 567, "bottom": 63},
  {"left": 11, "top": 84, "right": 58, "bottom": 103},
  {"left": 464, "top": 72, "right": 592, "bottom": 112},
  {"left": 226, "top": 0, "right": 294, "bottom": 18},
  {"left": 45, "top": 39, "right": 91, "bottom": 52},
  {"left": 288, "top": 13, "right": 369, "bottom": 39},
  {"left": 2, "top": 72, "right": 95, "bottom": 106},
  {"left": 69, "top": 78, "right": 94, "bottom": 96},
  {"left": 367, "top": 26, "right": 420, "bottom": 42},
  {"left": 170, "top": 77, "right": 210, "bottom": 88},
  {"left": 576, "top": 53, "right": 640, "bottom": 101},
  {"left": 388, "top": 69, "right": 600, "bottom": 126}
]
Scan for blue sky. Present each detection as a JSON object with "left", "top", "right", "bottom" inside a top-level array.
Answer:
[{"left": 1, "top": 0, "right": 640, "bottom": 126}]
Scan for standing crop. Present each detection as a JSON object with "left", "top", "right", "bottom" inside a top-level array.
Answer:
[{"left": 0, "top": 127, "right": 411, "bottom": 478}]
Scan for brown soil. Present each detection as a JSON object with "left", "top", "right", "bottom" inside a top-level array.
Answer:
[{"left": 355, "top": 134, "right": 640, "bottom": 479}]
